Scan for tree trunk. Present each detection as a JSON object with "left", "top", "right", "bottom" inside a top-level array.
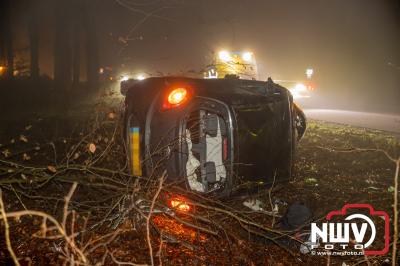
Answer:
[
  {"left": 54, "top": 0, "right": 72, "bottom": 90},
  {"left": 4, "top": 1, "right": 13, "bottom": 79},
  {"left": 83, "top": 0, "right": 99, "bottom": 90},
  {"left": 72, "top": 21, "right": 80, "bottom": 86},
  {"left": 0, "top": 14, "right": 5, "bottom": 70},
  {"left": 0, "top": 1, "right": 5, "bottom": 69},
  {"left": 29, "top": 2, "right": 39, "bottom": 80},
  {"left": 0, "top": 35, "right": 4, "bottom": 68}
]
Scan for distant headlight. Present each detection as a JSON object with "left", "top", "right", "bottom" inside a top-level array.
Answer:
[
  {"left": 295, "top": 83, "right": 307, "bottom": 91},
  {"left": 121, "top": 75, "right": 129, "bottom": 81},
  {"left": 218, "top": 51, "right": 231, "bottom": 62},
  {"left": 136, "top": 74, "right": 145, "bottom": 80},
  {"left": 289, "top": 83, "right": 310, "bottom": 99},
  {"left": 242, "top": 52, "right": 253, "bottom": 62}
]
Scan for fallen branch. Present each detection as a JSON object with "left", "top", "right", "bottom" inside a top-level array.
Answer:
[
  {"left": 147, "top": 172, "right": 166, "bottom": 266},
  {"left": 0, "top": 183, "right": 88, "bottom": 264},
  {"left": 0, "top": 189, "right": 20, "bottom": 266}
]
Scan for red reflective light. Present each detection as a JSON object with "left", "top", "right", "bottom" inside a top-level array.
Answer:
[
  {"left": 168, "top": 88, "right": 187, "bottom": 105},
  {"left": 169, "top": 198, "right": 191, "bottom": 212},
  {"left": 223, "top": 137, "right": 228, "bottom": 160},
  {"left": 162, "top": 87, "right": 190, "bottom": 110}
]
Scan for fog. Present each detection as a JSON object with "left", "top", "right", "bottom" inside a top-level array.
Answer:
[{"left": 1, "top": 0, "right": 399, "bottom": 112}]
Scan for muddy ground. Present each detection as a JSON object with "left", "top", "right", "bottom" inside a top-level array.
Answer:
[{"left": 0, "top": 90, "right": 399, "bottom": 265}]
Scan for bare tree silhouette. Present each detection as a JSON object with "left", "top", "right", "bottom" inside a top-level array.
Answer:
[
  {"left": 54, "top": 0, "right": 72, "bottom": 90},
  {"left": 3, "top": 1, "right": 14, "bottom": 79},
  {"left": 83, "top": 0, "right": 99, "bottom": 90},
  {"left": 28, "top": 1, "right": 39, "bottom": 80}
]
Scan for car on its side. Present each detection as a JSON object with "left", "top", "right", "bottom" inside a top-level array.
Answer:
[{"left": 121, "top": 76, "right": 306, "bottom": 196}]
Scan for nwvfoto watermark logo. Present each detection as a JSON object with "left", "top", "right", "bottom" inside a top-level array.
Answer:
[{"left": 310, "top": 204, "right": 390, "bottom": 256}]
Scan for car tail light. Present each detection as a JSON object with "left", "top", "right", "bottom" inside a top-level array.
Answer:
[
  {"left": 169, "top": 197, "right": 191, "bottom": 212},
  {"left": 168, "top": 88, "right": 187, "bottom": 104},
  {"left": 162, "top": 87, "right": 190, "bottom": 110}
]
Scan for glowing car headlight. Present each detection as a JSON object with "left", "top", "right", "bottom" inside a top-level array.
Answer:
[
  {"left": 121, "top": 75, "right": 129, "bottom": 81},
  {"left": 295, "top": 83, "right": 307, "bottom": 91},
  {"left": 290, "top": 83, "right": 310, "bottom": 99},
  {"left": 218, "top": 51, "right": 231, "bottom": 62},
  {"left": 242, "top": 52, "right": 253, "bottom": 62},
  {"left": 136, "top": 74, "right": 145, "bottom": 80}
]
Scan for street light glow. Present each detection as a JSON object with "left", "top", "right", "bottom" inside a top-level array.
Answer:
[{"left": 306, "top": 68, "right": 314, "bottom": 79}]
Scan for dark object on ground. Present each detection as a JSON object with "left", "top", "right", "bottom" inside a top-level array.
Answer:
[
  {"left": 276, "top": 202, "right": 313, "bottom": 252},
  {"left": 279, "top": 202, "right": 313, "bottom": 231},
  {"left": 122, "top": 76, "right": 307, "bottom": 196}
]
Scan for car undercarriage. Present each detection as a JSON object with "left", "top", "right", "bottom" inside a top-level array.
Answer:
[{"left": 122, "top": 77, "right": 307, "bottom": 195}]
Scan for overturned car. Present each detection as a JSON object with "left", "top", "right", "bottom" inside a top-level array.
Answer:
[{"left": 121, "top": 76, "right": 306, "bottom": 196}]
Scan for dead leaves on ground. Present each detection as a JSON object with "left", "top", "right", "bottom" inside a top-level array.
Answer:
[
  {"left": 2, "top": 149, "right": 11, "bottom": 157},
  {"left": 20, "top": 135, "right": 28, "bottom": 143},
  {"left": 88, "top": 143, "right": 96, "bottom": 153},
  {"left": 108, "top": 112, "right": 116, "bottom": 120},
  {"left": 73, "top": 152, "right": 80, "bottom": 160},
  {"left": 22, "top": 153, "right": 31, "bottom": 161},
  {"left": 47, "top": 165, "right": 57, "bottom": 173}
]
